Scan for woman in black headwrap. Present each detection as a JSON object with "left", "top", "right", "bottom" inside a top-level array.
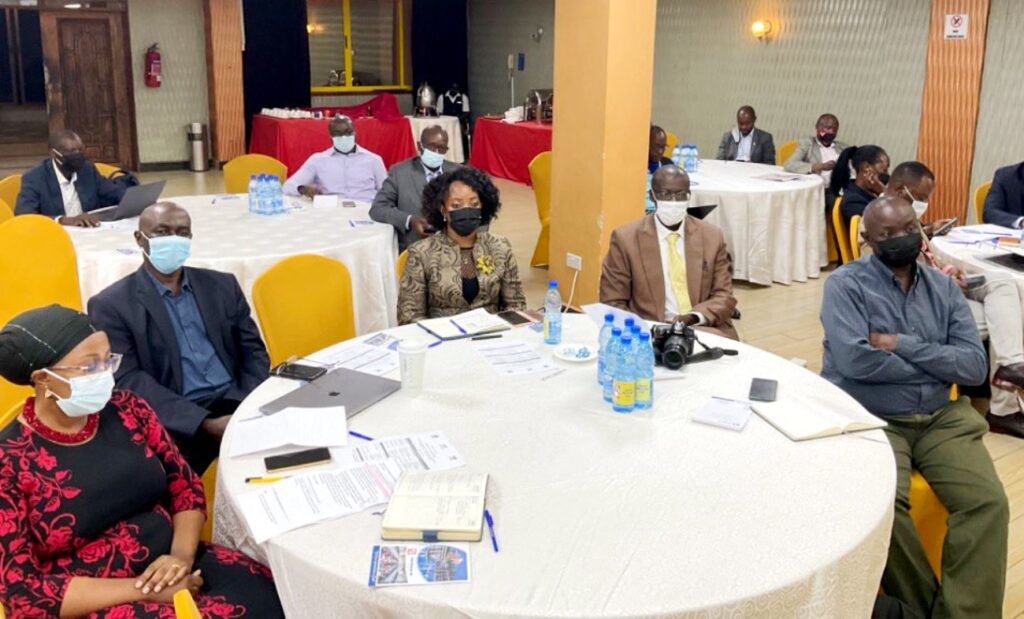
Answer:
[{"left": 0, "top": 305, "right": 283, "bottom": 618}]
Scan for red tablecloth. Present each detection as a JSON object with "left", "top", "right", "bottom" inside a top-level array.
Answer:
[
  {"left": 469, "top": 117, "right": 552, "bottom": 185},
  {"left": 305, "top": 92, "right": 402, "bottom": 121},
  {"left": 250, "top": 115, "right": 417, "bottom": 175}
]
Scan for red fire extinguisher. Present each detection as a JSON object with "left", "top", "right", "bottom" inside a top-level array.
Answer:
[{"left": 145, "top": 44, "right": 162, "bottom": 88}]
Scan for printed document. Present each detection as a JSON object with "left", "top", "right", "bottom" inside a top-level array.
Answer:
[{"left": 228, "top": 406, "right": 348, "bottom": 457}]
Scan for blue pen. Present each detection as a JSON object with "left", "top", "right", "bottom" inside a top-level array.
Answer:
[
  {"left": 428, "top": 340, "right": 443, "bottom": 348},
  {"left": 449, "top": 318, "right": 468, "bottom": 335},
  {"left": 349, "top": 431, "right": 374, "bottom": 441},
  {"left": 484, "top": 509, "right": 499, "bottom": 552}
]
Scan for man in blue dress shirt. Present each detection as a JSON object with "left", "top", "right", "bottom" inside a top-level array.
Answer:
[
  {"left": 821, "top": 194, "right": 1007, "bottom": 618},
  {"left": 282, "top": 115, "right": 387, "bottom": 202}
]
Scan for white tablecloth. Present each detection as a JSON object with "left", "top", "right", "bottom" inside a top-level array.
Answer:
[
  {"left": 67, "top": 194, "right": 399, "bottom": 334},
  {"left": 214, "top": 315, "right": 894, "bottom": 618},
  {"left": 931, "top": 236, "right": 1024, "bottom": 298},
  {"left": 406, "top": 115, "right": 465, "bottom": 163},
  {"left": 690, "top": 160, "right": 827, "bottom": 286}
]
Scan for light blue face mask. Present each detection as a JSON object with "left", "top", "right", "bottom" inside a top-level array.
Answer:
[
  {"left": 333, "top": 135, "right": 356, "bottom": 153},
  {"left": 420, "top": 146, "right": 445, "bottom": 170},
  {"left": 44, "top": 369, "right": 115, "bottom": 417},
  {"left": 142, "top": 233, "right": 191, "bottom": 275}
]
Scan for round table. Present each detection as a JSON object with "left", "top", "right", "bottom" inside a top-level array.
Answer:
[
  {"left": 689, "top": 160, "right": 827, "bottom": 286},
  {"left": 67, "top": 194, "right": 399, "bottom": 334},
  {"left": 213, "top": 315, "right": 895, "bottom": 617},
  {"left": 406, "top": 115, "right": 465, "bottom": 163},
  {"left": 931, "top": 236, "right": 1024, "bottom": 298}
]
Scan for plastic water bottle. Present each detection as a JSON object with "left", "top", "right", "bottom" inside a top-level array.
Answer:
[
  {"left": 543, "top": 281, "right": 562, "bottom": 345},
  {"left": 247, "top": 175, "right": 258, "bottom": 213},
  {"left": 271, "top": 177, "right": 284, "bottom": 214},
  {"left": 612, "top": 334, "right": 636, "bottom": 413},
  {"left": 692, "top": 144, "right": 701, "bottom": 172},
  {"left": 645, "top": 172, "right": 655, "bottom": 214},
  {"left": 254, "top": 175, "right": 267, "bottom": 214},
  {"left": 597, "top": 313, "right": 615, "bottom": 385},
  {"left": 602, "top": 327, "right": 622, "bottom": 402},
  {"left": 630, "top": 324, "right": 642, "bottom": 355},
  {"left": 635, "top": 332, "right": 655, "bottom": 410},
  {"left": 683, "top": 144, "right": 696, "bottom": 173},
  {"left": 671, "top": 144, "right": 683, "bottom": 166}
]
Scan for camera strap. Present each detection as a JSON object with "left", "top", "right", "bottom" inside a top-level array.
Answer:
[{"left": 688, "top": 334, "right": 739, "bottom": 365}]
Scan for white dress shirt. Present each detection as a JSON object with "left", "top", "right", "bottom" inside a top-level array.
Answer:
[
  {"left": 404, "top": 160, "right": 445, "bottom": 230},
  {"left": 817, "top": 140, "right": 840, "bottom": 185},
  {"left": 736, "top": 131, "right": 754, "bottom": 162},
  {"left": 654, "top": 215, "right": 705, "bottom": 324},
  {"left": 52, "top": 160, "right": 82, "bottom": 218}
]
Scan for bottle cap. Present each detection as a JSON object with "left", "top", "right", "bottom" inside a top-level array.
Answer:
[
  {"left": 624, "top": 318, "right": 635, "bottom": 328},
  {"left": 604, "top": 313, "right": 614, "bottom": 322},
  {"left": 548, "top": 280, "right": 558, "bottom": 288},
  {"left": 630, "top": 324, "right": 641, "bottom": 334},
  {"left": 621, "top": 334, "right": 632, "bottom": 343},
  {"left": 611, "top": 327, "right": 622, "bottom": 336},
  {"left": 639, "top": 332, "right": 651, "bottom": 341}
]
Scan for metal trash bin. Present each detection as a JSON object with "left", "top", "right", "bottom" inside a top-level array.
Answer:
[{"left": 187, "top": 122, "right": 209, "bottom": 172}]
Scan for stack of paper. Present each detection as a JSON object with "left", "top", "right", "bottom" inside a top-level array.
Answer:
[
  {"left": 335, "top": 432, "right": 466, "bottom": 472},
  {"left": 306, "top": 340, "right": 399, "bottom": 376},
  {"left": 229, "top": 406, "right": 348, "bottom": 457},
  {"left": 473, "top": 340, "right": 557, "bottom": 376}
]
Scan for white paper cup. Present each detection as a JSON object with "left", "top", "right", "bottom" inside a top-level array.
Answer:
[{"left": 398, "top": 340, "right": 428, "bottom": 395}]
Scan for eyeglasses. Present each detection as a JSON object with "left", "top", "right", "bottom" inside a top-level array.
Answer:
[
  {"left": 652, "top": 191, "right": 691, "bottom": 201},
  {"left": 50, "top": 353, "right": 122, "bottom": 376}
]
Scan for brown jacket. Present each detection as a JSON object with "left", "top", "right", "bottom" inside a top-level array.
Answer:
[
  {"left": 398, "top": 231, "right": 527, "bottom": 325},
  {"left": 600, "top": 214, "right": 738, "bottom": 339}
]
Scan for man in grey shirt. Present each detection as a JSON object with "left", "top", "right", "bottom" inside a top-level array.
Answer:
[{"left": 821, "top": 195, "right": 1007, "bottom": 618}]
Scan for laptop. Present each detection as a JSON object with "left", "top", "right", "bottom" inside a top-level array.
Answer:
[
  {"left": 93, "top": 180, "right": 167, "bottom": 221},
  {"left": 258, "top": 367, "right": 401, "bottom": 418}
]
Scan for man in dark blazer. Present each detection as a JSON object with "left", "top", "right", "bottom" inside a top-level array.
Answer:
[
  {"left": 716, "top": 105, "right": 776, "bottom": 165},
  {"left": 88, "top": 202, "right": 270, "bottom": 472},
  {"left": 370, "top": 125, "right": 459, "bottom": 250},
  {"left": 982, "top": 162, "right": 1024, "bottom": 229},
  {"left": 15, "top": 128, "right": 126, "bottom": 226}
]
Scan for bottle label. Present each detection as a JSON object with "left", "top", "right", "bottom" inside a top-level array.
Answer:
[
  {"left": 543, "top": 318, "right": 550, "bottom": 339},
  {"left": 613, "top": 380, "right": 635, "bottom": 406},
  {"left": 636, "top": 379, "right": 652, "bottom": 403}
]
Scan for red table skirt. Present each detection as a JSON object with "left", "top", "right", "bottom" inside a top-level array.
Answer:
[
  {"left": 469, "top": 117, "right": 553, "bottom": 185},
  {"left": 249, "top": 115, "right": 416, "bottom": 175}
]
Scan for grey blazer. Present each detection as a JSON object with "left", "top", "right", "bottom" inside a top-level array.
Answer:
[
  {"left": 783, "top": 137, "right": 850, "bottom": 175},
  {"left": 369, "top": 156, "right": 460, "bottom": 250},
  {"left": 716, "top": 127, "right": 776, "bottom": 165}
]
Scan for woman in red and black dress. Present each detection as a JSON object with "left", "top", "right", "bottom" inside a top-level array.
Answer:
[{"left": 0, "top": 305, "right": 284, "bottom": 618}]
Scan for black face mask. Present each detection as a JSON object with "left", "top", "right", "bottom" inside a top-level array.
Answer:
[
  {"left": 448, "top": 208, "right": 483, "bottom": 237},
  {"left": 54, "top": 150, "right": 87, "bottom": 175},
  {"left": 879, "top": 172, "right": 891, "bottom": 185},
  {"left": 818, "top": 132, "right": 837, "bottom": 146},
  {"left": 875, "top": 234, "right": 921, "bottom": 268}
]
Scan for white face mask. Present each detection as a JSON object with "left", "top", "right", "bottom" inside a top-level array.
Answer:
[
  {"left": 904, "top": 187, "right": 929, "bottom": 219},
  {"left": 44, "top": 369, "right": 115, "bottom": 417},
  {"left": 654, "top": 199, "right": 689, "bottom": 226},
  {"left": 332, "top": 135, "right": 356, "bottom": 153}
]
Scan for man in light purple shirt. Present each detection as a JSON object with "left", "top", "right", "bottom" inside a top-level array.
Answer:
[{"left": 282, "top": 115, "right": 387, "bottom": 202}]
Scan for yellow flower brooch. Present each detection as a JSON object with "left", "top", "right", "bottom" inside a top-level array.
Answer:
[{"left": 476, "top": 255, "right": 496, "bottom": 275}]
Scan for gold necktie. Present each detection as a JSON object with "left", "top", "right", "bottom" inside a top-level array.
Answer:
[{"left": 666, "top": 232, "right": 691, "bottom": 312}]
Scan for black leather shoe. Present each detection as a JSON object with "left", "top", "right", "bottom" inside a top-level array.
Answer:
[{"left": 986, "top": 411, "right": 1024, "bottom": 439}]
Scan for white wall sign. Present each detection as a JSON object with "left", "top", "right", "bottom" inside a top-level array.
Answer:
[{"left": 944, "top": 14, "right": 969, "bottom": 40}]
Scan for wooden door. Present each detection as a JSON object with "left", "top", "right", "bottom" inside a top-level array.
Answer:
[{"left": 39, "top": 11, "right": 136, "bottom": 169}]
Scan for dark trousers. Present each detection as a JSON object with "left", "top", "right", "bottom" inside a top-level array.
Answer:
[{"left": 172, "top": 395, "right": 239, "bottom": 475}]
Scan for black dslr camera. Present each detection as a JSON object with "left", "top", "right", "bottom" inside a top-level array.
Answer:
[{"left": 650, "top": 322, "right": 697, "bottom": 370}]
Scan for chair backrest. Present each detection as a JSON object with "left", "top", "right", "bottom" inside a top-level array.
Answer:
[
  {"left": 0, "top": 174, "right": 22, "bottom": 211},
  {"left": 778, "top": 140, "right": 798, "bottom": 166},
  {"left": 0, "top": 401, "right": 22, "bottom": 432},
  {"left": 528, "top": 151, "right": 552, "bottom": 224},
  {"left": 173, "top": 589, "right": 202, "bottom": 619},
  {"left": 252, "top": 254, "right": 355, "bottom": 366},
  {"left": 974, "top": 181, "right": 991, "bottom": 224},
  {"left": 831, "top": 196, "right": 852, "bottom": 264},
  {"left": 94, "top": 162, "right": 121, "bottom": 178},
  {"left": 0, "top": 197, "right": 12, "bottom": 225},
  {"left": 0, "top": 215, "right": 82, "bottom": 413},
  {"left": 849, "top": 215, "right": 862, "bottom": 260},
  {"left": 200, "top": 458, "right": 218, "bottom": 542},
  {"left": 223, "top": 154, "right": 288, "bottom": 194},
  {"left": 664, "top": 131, "right": 679, "bottom": 159},
  {"left": 397, "top": 249, "right": 409, "bottom": 281}
]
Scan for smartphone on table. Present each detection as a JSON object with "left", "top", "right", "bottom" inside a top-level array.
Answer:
[
  {"left": 749, "top": 378, "right": 778, "bottom": 403},
  {"left": 264, "top": 447, "right": 332, "bottom": 474}
]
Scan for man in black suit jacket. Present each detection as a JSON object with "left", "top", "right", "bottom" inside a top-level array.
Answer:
[
  {"left": 716, "top": 106, "right": 776, "bottom": 165},
  {"left": 15, "top": 129, "right": 126, "bottom": 226},
  {"left": 369, "top": 125, "right": 459, "bottom": 250},
  {"left": 88, "top": 202, "right": 270, "bottom": 472},
  {"left": 983, "top": 162, "right": 1024, "bottom": 229}
]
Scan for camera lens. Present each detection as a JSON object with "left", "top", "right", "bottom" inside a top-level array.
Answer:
[{"left": 662, "top": 349, "right": 685, "bottom": 370}]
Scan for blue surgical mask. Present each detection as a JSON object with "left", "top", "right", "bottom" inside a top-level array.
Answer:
[
  {"left": 420, "top": 146, "right": 445, "bottom": 170},
  {"left": 44, "top": 369, "right": 115, "bottom": 417},
  {"left": 142, "top": 233, "right": 191, "bottom": 275},
  {"left": 333, "top": 135, "right": 356, "bottom": 153}
]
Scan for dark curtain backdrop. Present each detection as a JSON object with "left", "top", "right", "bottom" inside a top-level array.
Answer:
[
  {"left": 242, "top": 0, "right": 311, "bottom": 142},
  {"left": 411, "top": 0, "right": 468, "bottom": 99}
]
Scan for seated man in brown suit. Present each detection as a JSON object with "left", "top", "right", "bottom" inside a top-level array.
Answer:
[{"left": 600, "top": 164, "right": 738, "bottom": 339}]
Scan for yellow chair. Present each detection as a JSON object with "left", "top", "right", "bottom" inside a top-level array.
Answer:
[
  {"left": 0, "top": 215, "right": 82, "bottom": 413},
  {"left": 397, "top": 249, "right": 409, "bottom": 281},
  {"left": 909, "top": 471, "right": 947, "bottom": 579},
  {"left": 664, "top": 131, "right": 679, "bottom": 159},
  {"left": 200, "top": 459, "right": 218, "bottom": 543},
  {"left": 1, "top": 401, "right": 22, "bottom": 431},
  {"left": 252, "top": 254, "right": 355, "bottom": 366},
  {"left": 832, "top": 196, "right": 852, "bottom": 264},
  {"left": 0, "top": 174, "right": 21, "bottom": 211},
  {"left": 223, "top": 154, "right": 288, "bottom": 194},
  {"left": 0, "top": 197, "right": 12, "bottom": 225},
  {"left": 173, "top": 588, "right": 202, "bottom": 619},
  {"left": 778, "top": 140, "right": 798, "bottom": 166},
  {"left": 849, "top": 215, "right": 862, "bottom": 260},
  {"left": 94, "top": 162, "right": 121, "bottom": 178},
  {"left": 974, "top": 181, "right": 991, "bottom": 224},
  {"left": 528, "top": 151, "right": 552, "bottom": 267}
]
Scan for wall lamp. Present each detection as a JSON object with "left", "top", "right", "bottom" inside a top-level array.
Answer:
[{"left": 751, "top": 20, "right": 773, "bottom": 41}]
